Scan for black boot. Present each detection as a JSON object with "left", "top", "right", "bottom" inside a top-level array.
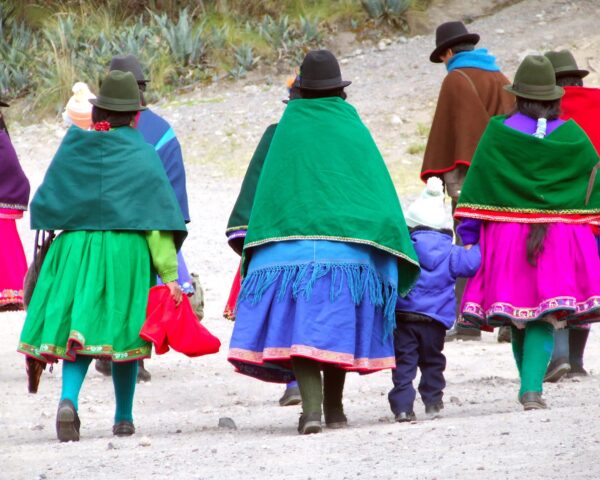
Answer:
[
  {"left": 445, "top": 324, "right": 481, "bottom": 342},
  {"left": 568, "top": 328, "right": 590, "bottom": 377},
  {"left": 137, "top": 359, "right": 151, "bottom": 382},
  {"left": 323, "top": 364, "right": 347, "bottom": 428},
  {"left": 497, "top": 326, "right": 511, "bottom": 343},
  {"left": 95, "top": 358, "right": 112, "bottom": 377}
]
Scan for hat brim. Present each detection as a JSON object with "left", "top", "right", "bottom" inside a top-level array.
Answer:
[
  {"left": 299, "top": 80, "right": 352, "bottom": 91},
  {"left": 430, "top": 33, "right": 480, "bottom": 63},
  {"left": 0, "top": 100, "right": 9, "bottom": 107},
  {"left": 89, "top": 98, "right": 147, "bottom": 112},
  {"left": 555, "top": 68, "right": 589, "bottom": 79},
  {"left": 503, "top": 84, "right": 565, "bottom": 101}
]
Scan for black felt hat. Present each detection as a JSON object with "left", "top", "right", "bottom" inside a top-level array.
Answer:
[
  {"left": 109, "top": 54, "right": 148, "bottom": 84},
  {"left": 430, "top": 21, "right": 480, "bottom": 63},
  {"left": 299, "top": 50, "right": 351, "bottom": 91},
  {"left": 544, "top": 50, "right": 589, "bottom": 79}
]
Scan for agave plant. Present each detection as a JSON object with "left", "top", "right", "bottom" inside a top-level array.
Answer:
[
  {"left": 151, "top": 8, "right": 207, "bottom": 67},
  {"left": 234, "top": 44, "right": 259, "bottom": 72},
  {"left": 361, "top": 0, "right": 413, "bottom": 26}
]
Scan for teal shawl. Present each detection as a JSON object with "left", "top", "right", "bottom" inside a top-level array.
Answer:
[
  {"left": 243, "top": 97, "right": 420, "bottom": 295},
  {"left": 31, "top": 126, "right": 187, "bottom": 249}
]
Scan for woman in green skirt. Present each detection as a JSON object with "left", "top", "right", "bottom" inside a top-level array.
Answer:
[{"left": 18, "top": 70, "right": 187, "bottom": 442}]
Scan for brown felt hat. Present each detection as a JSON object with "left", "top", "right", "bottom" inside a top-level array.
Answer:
[
  {"left": 430, "top": 21, "right": 480, "bottom": 63},
  {"left": 504, "top": 55, "right": 564, "bottom": 101},
  {"left": 544, "top": 50, "right": 589, "bottom": 79}
]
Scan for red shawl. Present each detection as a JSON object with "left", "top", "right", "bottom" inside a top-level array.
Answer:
[{"left": 561, "top": 86, "right": 600, "bottom": 153}]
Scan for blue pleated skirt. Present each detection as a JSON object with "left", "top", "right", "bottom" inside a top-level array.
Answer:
[{"left": 228, "top": 240, "right": 398, "bottom": 383}]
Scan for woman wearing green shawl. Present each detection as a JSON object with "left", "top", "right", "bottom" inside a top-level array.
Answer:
[
  {"left": 455, "top": 56, "right": 600, "bottom": 410},
  {"left": 18, "top": 71, "right": 187, "bottom": 442},
  {"left": 227, "top": 51, "right": 419, "bottom": 434}
]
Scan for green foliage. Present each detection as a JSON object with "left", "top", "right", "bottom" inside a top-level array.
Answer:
[
  {"left": 361, "top": 0, "right": 413, "bottom": 26},
  {"left": 0, "top": 0, "right": 418, "bottom": 118}
]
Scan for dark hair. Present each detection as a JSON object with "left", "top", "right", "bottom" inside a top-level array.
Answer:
[
  {"left": 299, "top": 87, "right": 347, "bottom": 100},
  {"left": 91, "top": 106, "right": 137, "bottom": 128},
  {"left": 138, "top": 82, "right": 147, "bottom": 106},
  {"left": 556, "top": 76, "right": 584, "bottom": 87},
  {"left": 450, "top": 43, "right": 475, "bottom": 54},
  {"left": 0, "top": 112, "right": 8, "bottom": 136},
  {"left": 527, "top": 224, "right": 549, "bottom": 266},
  {"left": 514, "top": 97, "right": 561, "bottom": 120}
]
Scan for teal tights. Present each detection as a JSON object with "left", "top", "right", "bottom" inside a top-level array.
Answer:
[
  {"left": 61, "top": 356, "right": 138, "bottom": 422},
  {"left": 510, "top": 321, "right": 554, "bottom": 397}
]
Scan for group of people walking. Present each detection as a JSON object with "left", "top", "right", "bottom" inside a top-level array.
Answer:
[{"left": 2, "top": 19, "right": 600, "bottom": 442}]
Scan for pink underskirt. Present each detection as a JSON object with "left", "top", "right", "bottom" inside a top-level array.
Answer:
[
  {"left": 461, "top": 222, "right": 600, "bottom": 327},
  {"left": 0, "top": 211, "right": 27, "bottom": 308}
]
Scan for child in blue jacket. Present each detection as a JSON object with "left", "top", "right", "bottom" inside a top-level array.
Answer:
[{"left": 389, "top": 177, "right": 481, "bottom": 422}]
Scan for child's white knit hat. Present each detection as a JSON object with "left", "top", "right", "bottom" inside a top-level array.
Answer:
[
  {"left": 62, "top": 82, "right": 96, "bottom": 130},
  {"left": 405, "top": 177, "right": 453, "bottom": 230}
]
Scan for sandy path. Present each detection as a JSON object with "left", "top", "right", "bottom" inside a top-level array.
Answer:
[{"left": 3, "top": 1, "right": 600, "bottom": 478}]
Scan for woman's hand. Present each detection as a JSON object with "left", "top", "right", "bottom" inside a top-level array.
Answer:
[
  {"left": 166, "top": 281, "right": 182, "bottom": 306},
  {"left": 464, "top": 244, "right": 473, "bottom": 250}
]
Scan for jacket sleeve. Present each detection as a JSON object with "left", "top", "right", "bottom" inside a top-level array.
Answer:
[
  {"left": 449, "top": 244, "right": 481, "bottom": 279},
  {"left": 146, "top": 230, "right": 178, "bottom": 283},
  {"left": 457, "top": 218, "right": 482, "bottom": 245}
]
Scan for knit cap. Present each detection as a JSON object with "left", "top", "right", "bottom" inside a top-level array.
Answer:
[
  {"left": 405, "top": 177, "right": 453, "bottom": 230},
  {"left": 63, "top": 82, "right": 96, "bottom": 130}
]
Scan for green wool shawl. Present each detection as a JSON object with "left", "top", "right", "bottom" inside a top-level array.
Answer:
[
  {"left": 242, "top": 97, "right": 420, "bottom": 295},
  {"left": 31, "top": 126, "right": 187, "bottom": 249},
  {"left": 456, "top": 115, "right": 600, "bottom": 223},
  {"left": 226, "top": 123, "right": 277, "bottom": 253}
]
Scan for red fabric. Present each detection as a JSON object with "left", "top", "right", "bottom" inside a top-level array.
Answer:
[
  {"left": 561, "top": 86, "right": 600, "bottom": 154},
  {"left": 223, "top": 263, "right": 241, "bottom": 320},
  {"left": 141, "top": 286, "right": 221, "bottom": 357}
]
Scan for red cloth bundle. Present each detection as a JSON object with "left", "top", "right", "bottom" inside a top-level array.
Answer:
[
  {"left": 223, "top": 263, "right": 241, "bottom": 320},
  {"left": 561, "top": 86, "right": 600, "bottom": 154},
  {"left": 141, "top": 285, "right": 221, "bottom": 356}
]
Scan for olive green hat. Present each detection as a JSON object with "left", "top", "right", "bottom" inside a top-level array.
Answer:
[
  {"left": 504, "top": 55, "right": 564, "bottom": 101},
  {"left": 544, "top": 50, "right": 589, "bottom": 79},
  {"left": 89, "top": 70, "right": 146, "bottom": 112}
]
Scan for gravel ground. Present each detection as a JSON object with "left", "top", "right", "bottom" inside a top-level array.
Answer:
[{"left": 3, "top": 1, "right": 600, "bottom": 479}]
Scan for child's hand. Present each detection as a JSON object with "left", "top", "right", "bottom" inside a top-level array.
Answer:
[{"left": 464, "top": 244, "right": 473, "bottom": 250}]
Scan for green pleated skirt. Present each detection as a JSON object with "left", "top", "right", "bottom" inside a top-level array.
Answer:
[{"left": 19, "top": 231, "right": 153, "bottom": 363}]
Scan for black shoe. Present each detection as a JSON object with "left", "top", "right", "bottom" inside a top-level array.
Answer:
[
  {"left": 497, "top": 326, "right": 511, "bottom": 343},
  {"left": 566, "top": 365, "right": 588, "bottom": 378},
  {"left": 56, "top": 399, "right": 81, "bottom": 442},
  {"left": 324, "top": 408, "right": 348, "bottom": 429},
  {"left": 425, "top": 401, "right": 444, "bottom": 418},
  {"left": 544, "top": 358, "right": 570, "bottom": 383},
  {"left": 520, "top": 391, "right": 547, "bottom": 410},
  {"left": 279, "top": 386, "right": 302, "bottom": 407},
  {"left": 297, "top": 412, "right": 322, "bottom": 434},
  {"left": 95, "top": 358, "right": 112, "bottom": 377},
  {"left": 113, "top": 420, "right": 136, "bottom": 437},
  {"left": 394, "top": 411, "right": 416, "bottom": 423},
  {"left": 137, "top": 360, "right": 151, "bottom": 383},
  {"left": 445, "top": 326, "right": 481, "bottom": 342}
]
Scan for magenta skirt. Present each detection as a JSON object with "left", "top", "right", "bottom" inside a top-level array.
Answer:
[
  {"left": 460, "top": 222, "right": 600, "bottom": 328},
  {"left": 0, "top": 210, "right": 28, "bottom": 310}
]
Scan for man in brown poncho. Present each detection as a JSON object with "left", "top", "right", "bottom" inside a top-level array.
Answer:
[{"left": 421, "top": 21, "right": 514, "bottom": 340}]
